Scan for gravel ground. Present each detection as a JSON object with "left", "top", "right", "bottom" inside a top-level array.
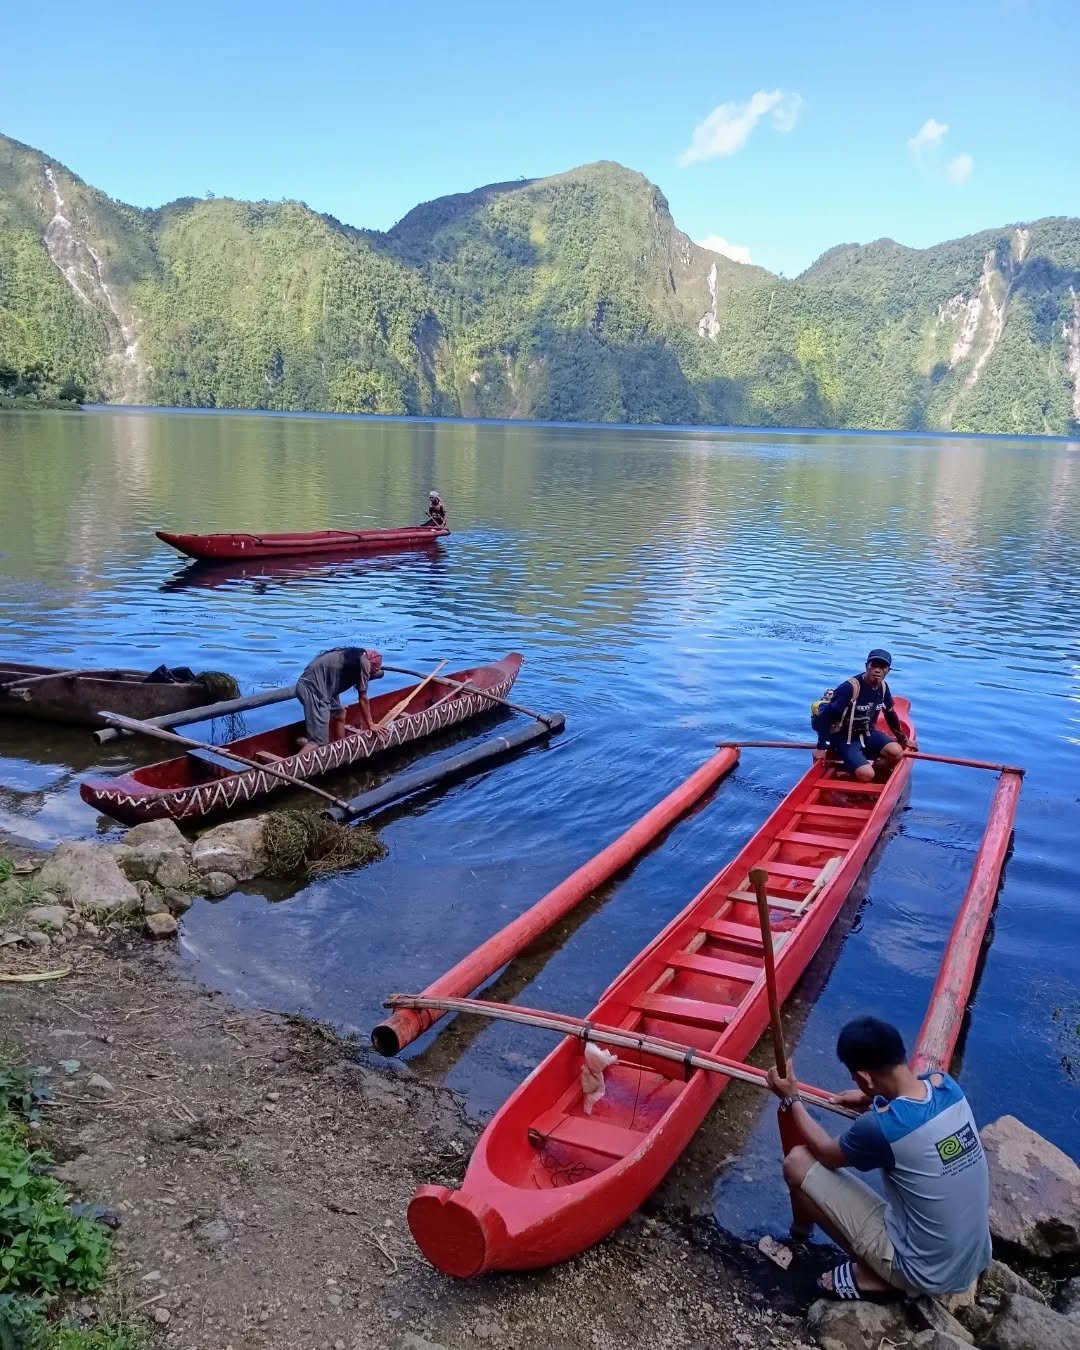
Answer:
[{"left": 1, "top": 934, "right": 814, "bottom": 1350}]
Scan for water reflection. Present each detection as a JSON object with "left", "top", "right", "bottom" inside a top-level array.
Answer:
[{"left": 1, "top": 409, "right": 1078, "bottom": 1232}]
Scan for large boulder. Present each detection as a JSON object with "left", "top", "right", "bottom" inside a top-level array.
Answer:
[
  {"left": 990, "top": 1293, "right": 1080, "bottom": 1350},
  {"left": 1058, "top": 1278, "right": 1080, "bottom": 1322},
  {"left": 191, "top": 818, "right": 266, "bottom": 882},
  {"left": 981, "top": 1116, "right": 1080, "bottom": 1260},
  {"left": 977, "top": 1258, "right": 1047, "bottom": 1306},
  {"left": 124, "top": 819, "right": 189, "bottom": 850},
  {"left": 806, "top": 1300, "right": 912, "bottom": 1350},
  {"left": 35, "top": 841, "right": 141, "bottom": 913}
]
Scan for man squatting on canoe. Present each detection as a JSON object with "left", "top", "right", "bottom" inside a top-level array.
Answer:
[
  {"left": 768, "top": 1017, "right": 991, "bottom": 1302},
  {"left": 812, "top": 648, "right": 914, "bottom": 780},
  {"left": 424, "top": 492, "right": 447, "bottom": 528},
  {"left": 295, "top": 647, "right": 384, "bottom": 749}
]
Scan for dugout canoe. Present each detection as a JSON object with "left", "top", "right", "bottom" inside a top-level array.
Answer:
[
  {"left": 156, "top": 525, "right": 449, "bottom": 561},
  {"left": 80, "top": 653, "right": 522, "bottom": 825},
  {"left": 0, "top": 663, "right": 217, "bottom": 729},
  {"left": 407, "top": 698, "right": 914, "bottom": 1276}
]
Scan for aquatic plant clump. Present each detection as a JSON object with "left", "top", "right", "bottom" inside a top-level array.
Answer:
[
  {"left": 194, "top": 671, "right": 241, "bottom": 702},
  {"left": 262, "top": 810, "right": 386, "bottom": 879}
]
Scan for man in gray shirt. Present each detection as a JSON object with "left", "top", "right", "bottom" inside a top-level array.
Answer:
[
  {"left": 295, "top": 647, "right": 384, "bottom": 749},
  {"left": 768, "top": 1017, "right": 991, "bottom": 1302}
]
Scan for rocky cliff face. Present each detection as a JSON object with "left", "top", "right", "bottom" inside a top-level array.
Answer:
[{"left": 2, "top": 132, "right": 1079, "bottom": 434}]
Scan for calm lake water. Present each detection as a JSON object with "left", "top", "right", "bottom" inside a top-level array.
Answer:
[{"left": 1, "top": 407, "right": 1078, "bottom": 1237}]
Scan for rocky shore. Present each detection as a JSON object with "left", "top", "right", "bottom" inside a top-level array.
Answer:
[{"left": 2, "top": 824, "right": 1078, "bottom": 1349}]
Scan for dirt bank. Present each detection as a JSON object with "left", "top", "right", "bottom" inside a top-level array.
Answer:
[{"left": 2, "top": 935, "right": 806, "bottom": 1350}]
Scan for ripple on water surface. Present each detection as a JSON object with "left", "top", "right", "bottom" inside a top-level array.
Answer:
[{"left": 1, "top": 410, "right": 1078, "bottom": 1237}]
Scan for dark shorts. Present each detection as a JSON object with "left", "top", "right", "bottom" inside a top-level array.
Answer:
[
  {"left": 829, "top": 730, "right": 895, "bottom": 773},
  {"left": 296, "top": 678, "right": 344, "bottom": 744}
]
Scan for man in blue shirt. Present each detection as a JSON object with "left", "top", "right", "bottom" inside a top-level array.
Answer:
[
  {"left": 813, "top": 649, "right": 912, "bottom": 781},
  {"left": 767, "top": 1018, "right": 991, "bottom": 1301}
]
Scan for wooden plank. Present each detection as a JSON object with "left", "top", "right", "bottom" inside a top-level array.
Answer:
[
  {"left": 667, "top": 950, "right": 760, "bottom": 982},
  {"left": 728, "top": 889, "right": 802, "bottom": 911},
  {"left": 631, "top": 992, "right": 736, "bottom": 1029},
  {"left": 759, "top": 859, "right": 824, "bottom": 881},
  {"left": 798, "top": 804, "right": 871, "bottom": 820},
  {"left": 699, "top": 916, "right": 765, "bottom": 948},
  {"left": 186, "top": 747, "right": 242, "bottom": 775},
  {"left": 530, "top": 1111, "right": 647, "bottom": 1159},
  {"left": 813, "top": 781, "right": 883, "bottom": 796},
  {"left": 779, "top": 828, "right": 855, "bottom": 849}
]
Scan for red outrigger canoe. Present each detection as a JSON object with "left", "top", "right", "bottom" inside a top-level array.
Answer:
[
  {"left": 408, "top": 699, "right": 914, "bottom": 1276},
  {"left": 81, "top": 654, "right": 521, "bottom": 825},
  {"left": 156, "top": 525, "right": 449, "bottom": 562}
]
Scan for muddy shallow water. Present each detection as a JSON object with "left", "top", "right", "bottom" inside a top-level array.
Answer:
[{"left": 2, "top": 407, "right": 1078, "bottom": 1237}]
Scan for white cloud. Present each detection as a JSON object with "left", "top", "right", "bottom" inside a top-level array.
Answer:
[
  {"left": 696, "top": 235, "right": 754, "bottom": 266},
  {"left": 907, "top": 118, "right": 949, "bottom": 155},
  {"left": 679, "top": 90, "right": 804, "bottom": 166},
  {"left": 947, "top": 153, "right": 974, "bottom": 185}
]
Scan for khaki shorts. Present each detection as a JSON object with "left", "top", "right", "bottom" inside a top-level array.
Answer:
[{"left": 800, "top": 1162, "right": 918, "bottom": 1293}]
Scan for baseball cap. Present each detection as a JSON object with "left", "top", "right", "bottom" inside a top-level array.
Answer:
[{"left": 866, "top": 649, "right": 892, "bottom": 667}]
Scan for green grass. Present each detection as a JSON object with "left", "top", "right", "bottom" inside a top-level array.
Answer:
[{"left": 0, "top": 1066, "right": 145, "bottom": 1350}]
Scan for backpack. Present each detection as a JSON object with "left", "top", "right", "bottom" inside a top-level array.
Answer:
[{"left": 810, "top": 677, "right": 860, "bottom": 741}]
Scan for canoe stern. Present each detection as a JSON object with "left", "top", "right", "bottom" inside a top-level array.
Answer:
[{"left": 408, "top": 1186, "right": 509, "bottom": 1279}]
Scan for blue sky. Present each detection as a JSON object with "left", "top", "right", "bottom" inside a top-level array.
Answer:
[{"left": 2, "top": 0, "right": 1077, "bottom": 276}]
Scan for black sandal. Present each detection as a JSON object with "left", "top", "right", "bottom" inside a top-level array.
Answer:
[{"left": 818, "top": 1261, "right": 904, "bottom": 1303}]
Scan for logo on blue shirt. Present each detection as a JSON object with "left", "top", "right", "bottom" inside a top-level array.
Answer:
[{"left": 934, "top": 1121, "right": 979, "bottom": 1168}]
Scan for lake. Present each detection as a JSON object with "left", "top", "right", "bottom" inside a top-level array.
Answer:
[{"left": 1, "top": 407, "right": 1078, "bottom": 1237}]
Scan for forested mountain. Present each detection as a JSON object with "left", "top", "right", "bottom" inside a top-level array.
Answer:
[{"left": 2, "top": 132, "right": 1079, "bottom": 435}]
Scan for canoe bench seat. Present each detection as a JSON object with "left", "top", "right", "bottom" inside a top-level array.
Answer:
[
  {"left": 530, "top": 1110, "right": 646, "bottom": 1160},
  {"left": 186, "top": 747, "right": 241, "bottom": 779}
]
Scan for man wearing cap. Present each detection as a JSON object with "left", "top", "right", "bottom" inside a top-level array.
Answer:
[
  {"left": 812, "top": 650, "right": 912, "bottom": 782},
  {"left": 424, "top": 492, "right": 447, "bottom": 528},
  {"left": 295, "top": 646, "right": 384, "bottom": 749}
]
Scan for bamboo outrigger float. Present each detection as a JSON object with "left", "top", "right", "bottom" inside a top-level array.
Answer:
[{"left": 388, "top": 707, "right": 1023, "bottom": 1278}]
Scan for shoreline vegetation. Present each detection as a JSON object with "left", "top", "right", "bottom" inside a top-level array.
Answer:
[{"left": 0, "top": 396, "right": 82, "bottom": 410}]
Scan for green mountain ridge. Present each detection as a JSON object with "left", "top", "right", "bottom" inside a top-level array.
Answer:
[{"left": 2, "top": 132, "right": 1078, "bottom": 435}]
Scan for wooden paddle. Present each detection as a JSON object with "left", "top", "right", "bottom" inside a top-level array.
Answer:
[
  {"left": 749, "top": 868, "right": 788, "bottom": 1073},
  {"left": 382, "top": 665, "right": 557, "bottom": 728},
  {"left": 373, "top": 661, "right": 448, "bottom": 731},
  {"left": 98, "top": 711, "right": 355, "bottom": 814},
  {"left": 383, "top": 993, "right": 856, "bottom": 1119}
]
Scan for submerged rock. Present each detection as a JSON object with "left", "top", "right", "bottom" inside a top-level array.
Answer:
[
  {"left": 192, "top": 818, "right": 266, "bottom": 882},
  {"left": 35, "top": 841, "right": 141, "bottom": 913},
  {"left": 981, "top": 1115, "right": 1080, "bottom": 1260}
]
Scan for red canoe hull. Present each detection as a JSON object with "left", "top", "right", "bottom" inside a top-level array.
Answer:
[
  {"left": 408, "top": 700, "right": 914, "bottom": 1276},
  {"left": 80, "top": 654, "right": 521, "bottom": 825},
  {"left": 156, "top": 526, "right": 450, "bottom": 561}
]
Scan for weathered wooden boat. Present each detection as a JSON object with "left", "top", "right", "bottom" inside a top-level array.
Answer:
[
  {"left": 0, "top": 663, "right": 218, "bottom": 729},
  {"left": 156, "top": 525, "right": 449, "bottom": 562},
  {"left": 80, "top": 653, "right": 522, "bottom": 825},
  {"left": 407, "top": 699, "right": 915, "bottom": 1276}
]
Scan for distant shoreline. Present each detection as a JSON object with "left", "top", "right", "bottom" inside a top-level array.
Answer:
[{"left": 0, "top": 396, "right": 81, "bottom": 411}]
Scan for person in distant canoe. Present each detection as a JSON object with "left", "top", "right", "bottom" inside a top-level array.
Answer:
[
  {"left": 767, "top": 1017, "right": 991, "bottom": 1302},
  {"left": 295, "top": 647, "right": 384, "bottom": 749},
  {"left": 811, "top": 649, "right": 912, "bottom": 781},
  {"left": 424, "top": 492, "right": 447, "bottom": 528}
]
